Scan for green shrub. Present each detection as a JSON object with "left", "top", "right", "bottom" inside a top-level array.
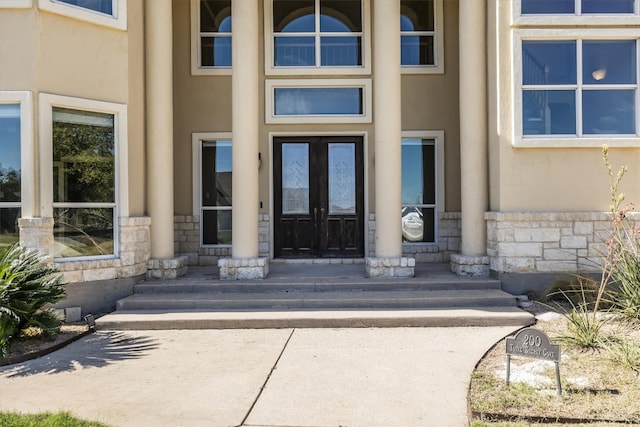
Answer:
[
  {"left": 0, "top": 411, "right": 109, "bottom": 427},
  {"left": 0, "top": 244, "right": 65, "bottom": 357}
]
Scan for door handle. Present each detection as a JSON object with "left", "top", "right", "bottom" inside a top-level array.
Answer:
[
  {"left": 320, "top": 207, "right": 325, "bottom": 222},
  {"left": 314, "top": 207, "right": 318, "bottom": 223}
]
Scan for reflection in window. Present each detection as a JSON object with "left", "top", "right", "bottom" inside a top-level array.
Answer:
[
  {"left": 201, "top": 140, "right": 232, "bottom": 245},
  {"left": 200, "top": 0, "right": 232, "bottom": 67},
  {"left": 401, "top": 138, "right": 436, "bottom": 243},
  {"left": 401, "top": 0, "right": 436, "bottom": 66},
  {"left": 52, "top": 107, "right": 115, "bottom": 258},
  {"left": 57, "top": 0, "right": 114, "bottom": 15},
  {"left": 521, "top": 0, "right": 634, "bottom": 14},
  {"left": 522, "top": 39, "right": 637, "bottom": 136},
  {"left": 274, "top": 87, "right": 363, "bottom": 115},
  {"left": 0, "top": 104, "right": 21, "bottom": 249},
  {"left": 273, "top": 0, "right": 363, "bottom": 67}
]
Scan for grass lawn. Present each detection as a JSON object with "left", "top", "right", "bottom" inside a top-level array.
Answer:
[{"left": 0, "top": 411, "right": 109, "bottom": 427}]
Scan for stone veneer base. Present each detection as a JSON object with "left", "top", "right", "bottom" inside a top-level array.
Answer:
[
  {"left": 450, "top": 253, "right": 490, "bottom": 277},
  {"left": 365, "top": 257, "right": 415, "bottom": 278},
  {"left": 218, "top": 257, "right": 270, "bottom": 280},
  {"left": 148, "top": 256, "right": 189, "bottom": 279}
]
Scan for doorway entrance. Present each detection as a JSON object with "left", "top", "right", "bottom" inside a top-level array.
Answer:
[{"left": 273, "top": 136, "right": 364, "bottom": 258}]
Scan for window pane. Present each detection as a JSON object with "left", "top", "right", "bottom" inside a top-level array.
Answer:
[
  {"left": 521, "top": 0, "right": 574, "bottom": 14},
  {"left": 203, "top": 209, "right": 232, "bottom": 245},
  {"left": 401, "top": 207, "right": 435, "bottom": 243},
  {"left": 274, "top": 0, "right": 315, "bottom": 32},
  {"left": 274, "top": 88, "right": 363, "bottom": 115},
  {"left": 0, "top": 207, "right": 20, "bottom": 250},
  {"left": 320, "top": 0, "right": 362, "bottom": 32},
  {"left": 402, "top": 139, "right": 435, "bottom": 205},
  {"left": 53, "top": 207, "right": 114, "bottom": 257},
  {"left": 320, "top": 36, "right": 361, "bottom": 66},
  {"left": 400, "top": 0, "right": 434, "bottom": 31},
  {"left": 201, "top": 36, "right": 232, "bottom": 67},
  {"left": 275, "top": 36, "right": 315, "bottom": 66},
  {"left": 523, "top": 90, "right": 576, "bottom": 135},
  {"left": 583, "top": 90, "right": 635, "bottom": 134},
  {"left": 282, "top": 143, "right": 309, "bottom": 214},
  {"left": 523, "top": 41, "right": 576, "bottom": 85},
  {"left": 0, "top": 104, "right": 21, "bottom": 203},
  {"left": 582, "top": 0, "right": 634, "bottom": 13},
  {"left": 583, "top": 40, "right": 636, "bottom": 85},
  {"left": 401, "top": 35, "right": 434, "bottom": 66},
  {"left": 202, "top": 141, "right": 232, "bottom": 207},
  {"left": 58, "top": 0, "right": 113, "bottom": 15},
  {"left": 53, "top": 107, "right": 115, "bottom": 203},
  {"left": 328, "top": 143, "right": 355, "bottom": 214},
  {"left": 200, "top": 0, "right": 231, "bottom": 32}
]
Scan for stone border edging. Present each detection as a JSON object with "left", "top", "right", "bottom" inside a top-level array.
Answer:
[{"left": 0, "top": 329, "right": 95, "bottom": 367}]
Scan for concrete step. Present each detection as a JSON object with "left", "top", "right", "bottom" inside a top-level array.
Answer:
[
  {"left": 96, "top": 307, "right": 535, "bottom": 330},
  {"left": 116, "top": 289, "right": 516, "bottom": 311}
]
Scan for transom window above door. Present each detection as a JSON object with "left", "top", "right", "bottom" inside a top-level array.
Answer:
[{"left": 265, "top": 0, "right": 371, "bottom": 75}]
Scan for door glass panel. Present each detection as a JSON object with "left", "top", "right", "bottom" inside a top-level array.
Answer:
[
  {"left": 328, "top": 143, "right": 355, "bottom": 214},
  {"left": 282, "top": 143, "right": 310, "bottom": 214}
]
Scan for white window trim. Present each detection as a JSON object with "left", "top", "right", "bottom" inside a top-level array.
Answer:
[
  {"left": 402, "top": 130, "right": 445, "bottom": 214},
  {"left": 39, "top": 93, "right": 128, "bottom": 260},
  {"left": 264, "top": 0, "right": 372, "bottom": 76},
  {"left": 512, "top": 0, "right": 640, "bottom": 27},
  {"left": 192, "top": 132, "right": 233, "bottom": 248},
  {"left": 38, "top": 0, "right": 127, "bottom": 31},
  {"left": 513, "top": 28, "right": 640, "bottom": 148},
  {"left": 265, "top": 78, "right": 372, "bottom": 124},
  {"left": 190, "top": 0, "right": 232, "bottom": 76},
  {"left": 0, "top": 0, "right": 32, "bottom": 8},
  {"left": 0, "top": 91, "right": 34, "bottom": 218},
  {"left": 401, "top": 0, "right": 444, "bottom": 74}
]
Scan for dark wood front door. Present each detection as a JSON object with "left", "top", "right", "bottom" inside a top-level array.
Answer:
[{"left": 274, "top": 136, "right": 364, "bottom": 258}]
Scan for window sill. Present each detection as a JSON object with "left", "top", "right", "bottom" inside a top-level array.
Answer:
[{"left": 514, "top": 137, "right": 640, "bottom": 148}]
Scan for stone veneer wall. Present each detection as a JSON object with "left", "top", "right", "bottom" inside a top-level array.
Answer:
[
  {"left": 19, "top": 217, "right": 151, "bottom": 284},
  {"left": 55, "top": 217, "right": 151, "bottom": 283},
  {"left": 368, "top": 212, "right": 461, "bottom": 262},
  {"left": 174, "top": 214, "right": 270, "bottom": 265},
  {"left": 485, "top": 211, "right": 634, "bottom": 274}
]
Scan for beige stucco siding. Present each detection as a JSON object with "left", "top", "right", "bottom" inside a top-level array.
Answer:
[
  {"left": 492, "top": 0, "right": 640, "bottom": 212},
  {"left": 0, "top": 9, "right": 37, "bottom": 90}
]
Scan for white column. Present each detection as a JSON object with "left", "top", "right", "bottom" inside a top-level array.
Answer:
[
  {"left": 145, "top": 0, "right": 175, "bottom": 260},
  {"left": 373, "top": 0, "right": 402, "bottom": 258},
  {"left": 459, "top": 0, "right": 488, "bottom": 257},
  {"left": 231, "top": 0, "right": 259, "bottom": 259}
]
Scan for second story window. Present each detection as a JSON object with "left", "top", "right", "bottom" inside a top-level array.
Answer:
[
  {"left": 400, "top": 0, "right": 443, "bottom": 74},
  {"left": 521, "top": 0, "right": 635, "bottom": 15},
  {"left": 272, "top": 0, "right": 363, "bottom": 68},
  {"left": 199, "top": 0, "right": 232, "bottom": 68}
]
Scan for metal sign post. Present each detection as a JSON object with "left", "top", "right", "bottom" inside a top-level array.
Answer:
[{"left": 505, "top": 328, "right": 562, "bottom": 396}]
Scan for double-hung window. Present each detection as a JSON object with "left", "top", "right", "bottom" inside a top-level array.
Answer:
[
  {"left": 401, "top": 132, "right": 444, "bottom": 244},
  {"left": 0, "top": 104, "right": 22, "bottom": 249},
  {"left": 192, "top": 0, "right": 232, "bottom": 74},
  {"left": 40, "top": 94, "right": 127, "bottom": 260},
  {"left": 193, "top": 133, "right": 232, "bottom": 246},
  {"left": 514, "top": 1, "right": 640, "bottom": 147},
  {"left": 400, "top": 0, "right": 444, "bottom": 73}
]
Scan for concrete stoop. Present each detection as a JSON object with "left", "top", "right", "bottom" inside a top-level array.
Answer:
[{"left": 96, "top": 264, "right": 535, "bottom": 329}]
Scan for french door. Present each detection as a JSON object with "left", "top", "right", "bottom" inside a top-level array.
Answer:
[{"left": 273, "top": 136, "right": 364, "bottom": 258}]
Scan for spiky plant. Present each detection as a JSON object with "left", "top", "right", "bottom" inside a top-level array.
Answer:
[{"left": 0, "top": 244, "right": 65, "bottom": 357}]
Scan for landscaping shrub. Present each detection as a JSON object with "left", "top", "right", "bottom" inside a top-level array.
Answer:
[{"left": 0, "top": 244, "right": 65, "bottom": 357}]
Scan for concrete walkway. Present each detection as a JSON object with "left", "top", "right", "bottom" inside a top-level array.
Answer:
[{"left": 0, "top": 326, "right": 519, "bottom": 427}]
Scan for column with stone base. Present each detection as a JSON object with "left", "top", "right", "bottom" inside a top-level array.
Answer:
[
  {"left": 218, "top": 0, "right": 269, "bottom": 280},
  {"left": 367, "top": 0, "right": 414, "bottom": 278},
  {"left": 450, "top": 253, "right": 490, "bottom": 277},
  {"left": 18, "top": 217, "right": 54, "bottom": 258}
]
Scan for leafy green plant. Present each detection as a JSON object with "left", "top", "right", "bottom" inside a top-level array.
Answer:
[
  {"left": 607, "top": 338, "right": 640, "bottom": 373},
  {"left": 0, "top": 244, "right": 65, "bottom": 357}
]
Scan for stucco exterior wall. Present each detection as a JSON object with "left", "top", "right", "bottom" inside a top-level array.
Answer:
[
  {"left": 493, "top": 0, "right": 640, "bottom": 212},
  {"left": 0, "top": 9, "right": 36, "bottom": 90}
]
